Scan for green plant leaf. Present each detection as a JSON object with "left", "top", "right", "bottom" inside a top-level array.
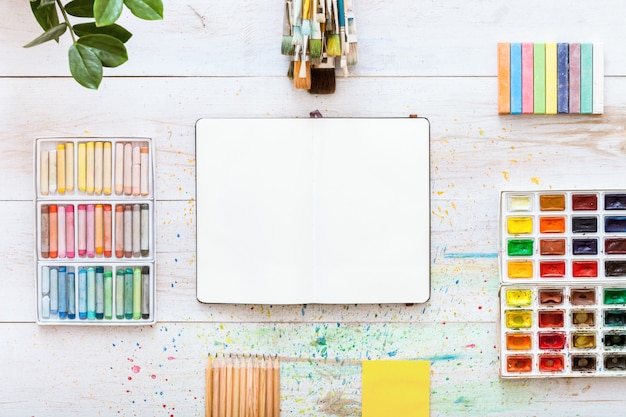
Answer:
[
  {"left": 78, "top": 34, "right": 128, "bottom": 67},
  {"left": 94, "top": 0, "right": 124, "bottom": 26},
  {"left": 30, "top": 0, "right": 60, "bottom": 33},
  {"left": 69, "top": 43, "right": 103, "bottom": 89},
  {"left": 73, "top": 22, "right": 133, "bottom": 43},
  {"left": 65, "top": 0, "right": 95, "bottom": 17},
  {"left": 124, "top": 0, "right": 163, "bottom": 20},
  {"left": 23, "top": 23, "right": 67, "bottom": 48}
]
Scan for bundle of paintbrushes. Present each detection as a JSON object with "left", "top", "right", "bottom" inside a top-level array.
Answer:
[
  {"left": 205, "top": 354, "right": 280, "bottom": 417},
  {"left": 282, "top": 0, "right": 357, "bottom": 94}
]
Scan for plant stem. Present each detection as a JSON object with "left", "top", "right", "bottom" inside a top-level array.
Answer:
[{"left": 56, "top": 0, "right": 76, "bottom": 43}]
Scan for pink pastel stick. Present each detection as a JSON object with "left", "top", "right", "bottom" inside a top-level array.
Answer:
[
  {"left": 57, "top": 205, "right": 66, "bottom": 258},
  {"left": 66, "top": 205, "right": 75, "bottom": 258},
  {"left": 522, "top": 42, "right": 534, "bottom": 114},
  {"left": 87, "top": 204, "right": 95, "bottom": 258},
  {"left": 78, "top": 204, "right": 86, "bottom": 257}
]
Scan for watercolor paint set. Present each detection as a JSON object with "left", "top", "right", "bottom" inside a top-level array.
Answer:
[
  {"left": 34, "top": 138, "right": 156, "bottom": 325},
  {"left": 499, "top": 190, "right": 626, "bottom": 377},
  {"left": 498, "top": 42, "right": 603, "bottom": 115}
]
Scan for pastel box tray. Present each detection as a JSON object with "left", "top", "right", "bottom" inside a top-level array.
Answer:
[
  {"left": 38, "top": 263, "right": 155, "bottom": 325},
  {"left": 500, "top": 190, "right": 626, "bottom": 283},
  {"left": 499, "top": 284, "right": 626, "bottom": 377},
  {"left": 36, "top": 138, "right": 153, "bottom": 199},
  {"left": 34, "top": 137, "right": 155, "bottom": 325}
]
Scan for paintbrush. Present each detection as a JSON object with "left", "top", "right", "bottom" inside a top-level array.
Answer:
[
  {"left": 291, "top": 0, "right": 303, "bottom": 47},
  {"left": 310, "top": 57, "right": 336, "bottom": 94},
  {"left": 345, "top": 0, "right": 357, "bottom": 65},
  {"left": 296, "top": 0, "right": 312, "bottom": 88},
  {"left": 281, "top": 0, "right": 294, "bottom": 55},
  {"left": 309, "top": 0, "right": 322, "bottom": 64},
  {"left": 337, "top": 0, "right": 348, "bottom": 76},
  {"left": 326, "top": 0, "right": 341, "bottom": 57}
]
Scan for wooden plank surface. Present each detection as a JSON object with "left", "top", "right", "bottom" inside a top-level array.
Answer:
[{"left": 3, "top": 0, "right": 626, "bottom": 415}]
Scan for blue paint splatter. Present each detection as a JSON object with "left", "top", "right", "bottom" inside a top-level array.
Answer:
[
  {"left": 444, "top": 252, "right": 498, "bottom": 259},
  {"left": 387, "top": 350, "right": 398, "bottom": 357}
]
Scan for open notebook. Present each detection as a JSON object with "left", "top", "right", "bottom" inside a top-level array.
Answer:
[{"left": 195, "top": 118, "right": 430, "bottom": 304}]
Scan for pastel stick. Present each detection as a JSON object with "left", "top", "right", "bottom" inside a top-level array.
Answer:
[
  {"left": 533, "top": 43, "right": 546, "bottom": 114},
  {"left": 580, "top": 43, "right": 593, "bottom": 114},
  {"left": 521, "top": 42, "right": 534, "bottom": 114},
  {"left": 569, "top": 43, "right": 581, "bottom": 114},
  {"left": 497, "top": 43, "right": 511, "bottom": 114},
  {"left": 545, "top": 42, "right": 557, "bottom": 114},
  {"left": 557, "top": 43, "right": 569, "bottom": 114},
  {"left": 510, "top": 43, "right": 522, "bottom": 114},
  {"left": 593, "top": 42, "right": 604, "bottom": 114}
]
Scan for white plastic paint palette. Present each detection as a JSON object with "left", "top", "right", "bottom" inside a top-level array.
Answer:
[
  {"left": 34, "top": 138, "right": 156, "bottom": 325},
  {"left": 499, "top": 190, "right": 626, "bottom": 377}
]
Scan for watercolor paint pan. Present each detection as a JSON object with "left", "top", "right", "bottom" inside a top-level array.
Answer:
[
  {"left": 34, "top": 137, "right": 155, "bottom": 325},
  {"left": 499, "top": 284, "right": 626, "bottom": 377},
  {"left": 499, "top": 190, "right": 626, "bottom": 377},
  {"left": 500, "top": 190, "right": 626, "bottom": 283}
]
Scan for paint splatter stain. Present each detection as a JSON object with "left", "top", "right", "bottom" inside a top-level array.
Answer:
[
  {"left": 151, "top": 374, "right": 157, "bottom": 379},
  {"left": 531, "top": 177, "right": 540, "bottom": 185},
  {"left": 131, "top": 365, "right": 141, "bottom": 374},
  {"left": 167, "top": 356, "right": 176, "bottom": 360},
  {"left": 502, "top": 171, "right": 509, "bottom": 181}
]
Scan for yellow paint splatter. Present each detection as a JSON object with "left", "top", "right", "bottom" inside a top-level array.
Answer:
[
  {"left": 531, "top": 177, "right": 540, "bottom": 185},
  {"left": 479, "top": 129, "right": 485, "bottom": 136},
  {"left": 502, "top": 171, "right": 509, "bottom": 181},
  {"left": 437, "top": 191, "right": 445, "bottom": 195}
]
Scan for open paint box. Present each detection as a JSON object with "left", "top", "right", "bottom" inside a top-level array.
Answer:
[
  {"left": 34, "top": 138, "right": 156, "bottom": 325},
  {"left": 499, "top": 190, "right": 626, "bottom": 377}
]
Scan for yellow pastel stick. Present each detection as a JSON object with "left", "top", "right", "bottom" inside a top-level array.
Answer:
[
  {"left": 94, "top": 141, "right": 103, "bottom": 194},
  {"left": 57, "top": 143, "right": 66, "bottom": 194},
  {"left": 86, "top": 141, "right": 95, "bottom": 194},
  {"left": 65, "top": 142, "right": 74, "bottom": 192},
  {"left": 103, "top": 141, "right": 112, "bottom": 195},
  {"left": 545, "top": 42, "right": 557, "bottom": 114},
  {"left": 78, "top": 142, "right": 87, "bottom": 192}
]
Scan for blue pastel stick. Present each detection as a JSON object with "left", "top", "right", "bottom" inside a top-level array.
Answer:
[
  {"left": 510, "top": 43, "right": 522, "bottom": 114},
  {"left": 557, "top": 43, "right": 569, "bottom": 113},
  {"left": 78, "top": 269, "right": 87, "bottom": 319},
  {"left": 58, "top": 267, "right": 67, "bottom": 319},
  {"left": 87, "top": 267, "right": 96, "bottom": 320},
  {"left": 50, "top": 267, "right": 58, "bottom": 315},
  {"left": 67, "top": 271, "right": 76, "bottom": 319},
  {"left": 95, "top": 266, "right": 104, "bottom": 319}
]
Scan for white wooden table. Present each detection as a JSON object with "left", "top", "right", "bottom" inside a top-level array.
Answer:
[{"left": 2, "top": 1, "right": 626, "bottom": 415}]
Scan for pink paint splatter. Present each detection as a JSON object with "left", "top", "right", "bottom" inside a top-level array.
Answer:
[
  {"left": 465, "top": 344, "right": 476, "bottom": 348},
  {"left": 131, "top": 365, "right": 141, "bottom": 374},
  {"left": 167, "top": 356, "right": 176, "bottom": 361},
  {"left": 151, "top": 374, "right": 157, "bottom": 379}
]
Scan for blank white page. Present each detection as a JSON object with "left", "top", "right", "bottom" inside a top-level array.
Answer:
[{"left": 196, "top": 118, "right": 430, "bottom": 304}]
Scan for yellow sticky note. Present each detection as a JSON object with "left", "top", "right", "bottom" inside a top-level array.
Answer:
[{"left": 362, "top": 360, "right": 430, "bottom": 417}]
